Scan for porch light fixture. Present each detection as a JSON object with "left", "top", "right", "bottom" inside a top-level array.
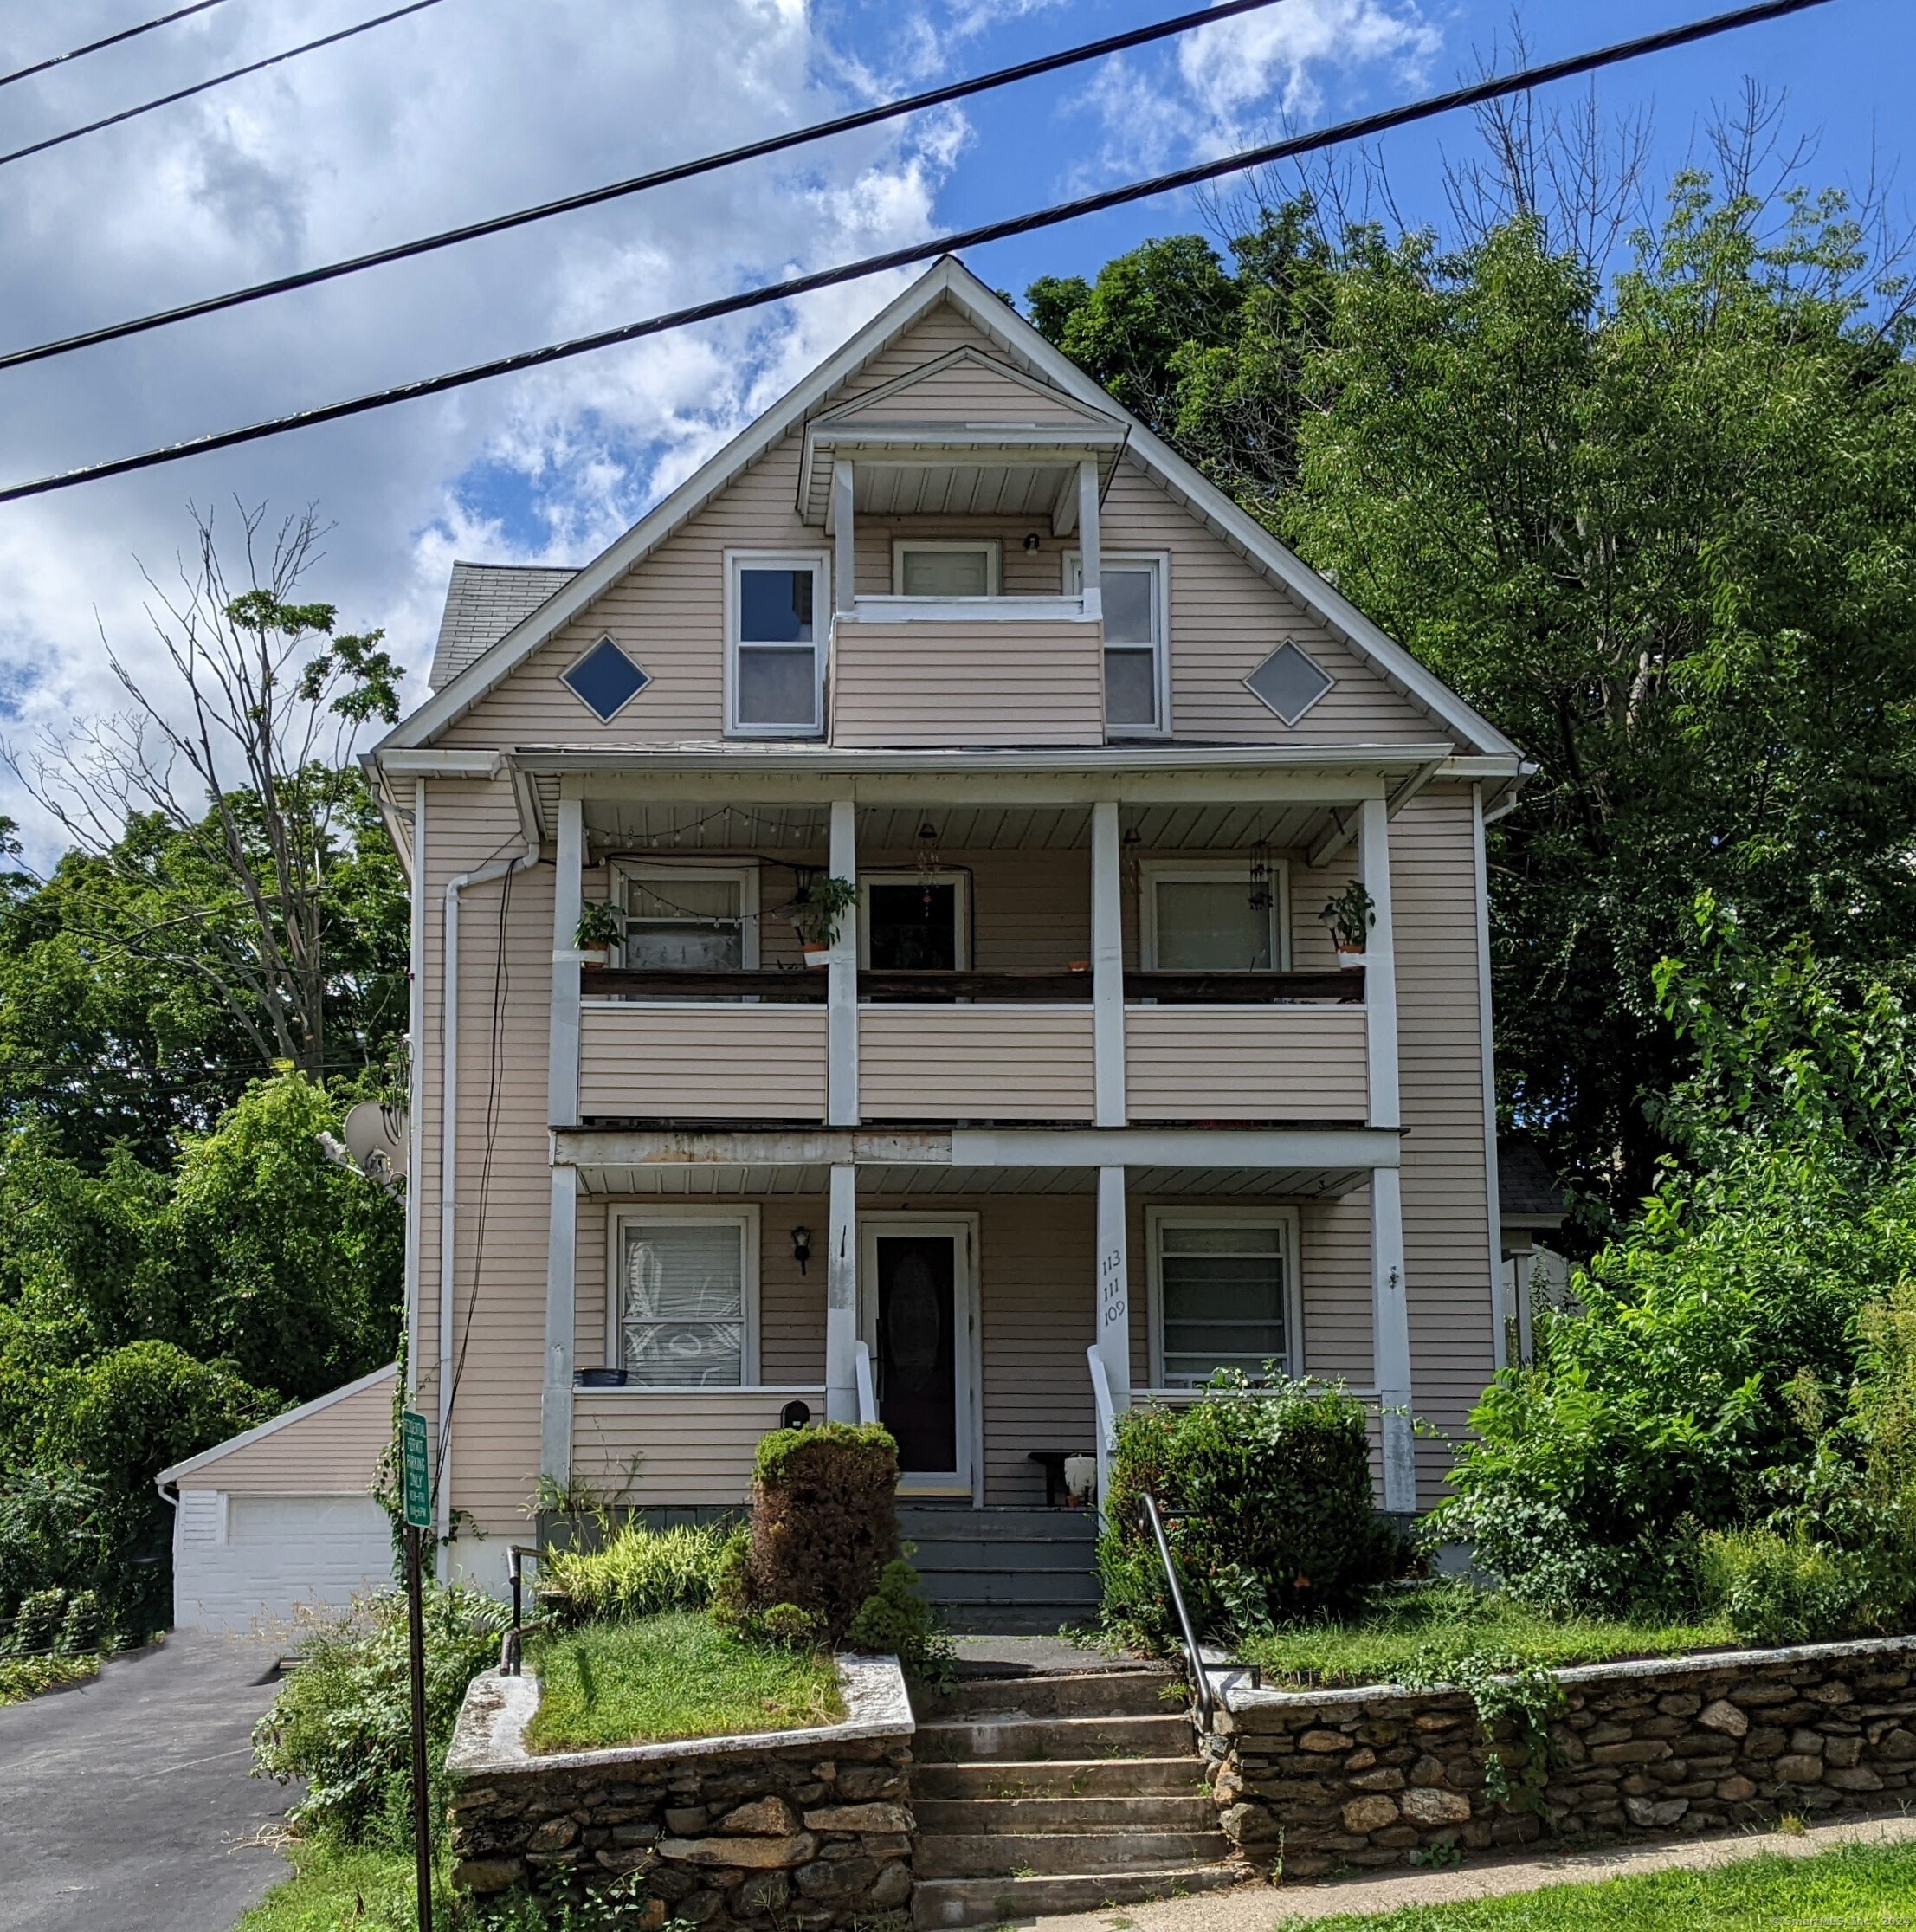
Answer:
[
  {"left": 1244, "top": 640, "right": 1333, "bottom": 727},
  {"left": 1023, "top": 532, "right": 1042, "bottom": 552},
  {"left": 790, "top": 1225, "right": 813, "bottom": 1275},
  {"left": 561, "top": 635, "right": 650, "bottom": 722}
]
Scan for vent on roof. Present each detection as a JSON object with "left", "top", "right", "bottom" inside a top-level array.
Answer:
[
  {"left": 562, "top": 636, "right": 649, "bottom": 721},
  {"left": 1244, "top": 641, "right": 1333, "bottom": 727}
]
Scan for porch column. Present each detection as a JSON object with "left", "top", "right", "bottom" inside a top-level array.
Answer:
[
  {"left": 827, "top": 799, "right": 859, "bottom": 1126},
  {"left": 1091, "top": 798, "right": 1126, "bottom": 1127},
  {"left": 825, "top": 1163, "right": 859, "bottom": 1424},
  {"left": 541, "top": 795, "right": 584, "bottom": 1484},
  {"left": 1360, "top": 793, "right": 1416, "bottom": 1513},
  {"left": 1076, "top": 458, "right": 1103, "bottom": 620},
  {"left": 832, "top": 460, "right": 855, "bottom": 617},
  {"left": 1096, "top": 1166, "right": 1131, "bottom": 1409}
]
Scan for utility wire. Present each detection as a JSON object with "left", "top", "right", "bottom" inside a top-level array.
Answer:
[
  {"left": 0, "top": 0, "right": 450, "bottom": 170},
  {"left": 0, "top": 0, "right": 1296, "bottom": 372},
  {"left": 0, "top": 0, "right": 1839, "bottom": 507},
  {"left": 0, "top": 0, "right": 241, "bottom": 90}
]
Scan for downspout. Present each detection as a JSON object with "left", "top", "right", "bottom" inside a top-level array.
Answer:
[{"left": 438, "top": 832, "right": 540, "bottom": 1572}]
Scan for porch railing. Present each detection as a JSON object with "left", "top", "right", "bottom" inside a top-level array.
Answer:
[{"left": 581, "top": 966, "right": 1363, "bottom": 1004}]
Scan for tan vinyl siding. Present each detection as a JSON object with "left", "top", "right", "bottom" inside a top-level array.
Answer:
[
  {"left": 577, "top": 1004, "right": 827, "bottom": 1121},
  {"left": 572, "top": 1389, "right": 824, "bottom": 1507},
  {"left": 829, "top": 617, "right": 1105, "bottom": 746},
  {"left": 1124, "top": 1006, "right": 1369, "bottom": 1121},
  {"left": 859, "top": 1006, "right": 1095, "bottom": 1120},
  {"left": 834, "top": 352, "right": 1104, "bottom": 425},
  {"left": 188, "top": 1372, "right": 395, "bottom": 1495}
]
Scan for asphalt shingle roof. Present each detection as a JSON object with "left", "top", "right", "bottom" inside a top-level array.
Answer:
[{"left": 427, "top": 560, "right": 577, "bottom": 691}]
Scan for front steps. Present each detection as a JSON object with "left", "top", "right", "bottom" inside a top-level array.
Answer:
[
  {"left": 900, "top": 1504, "right": 1100, "bottom": 1636},
  {"left": 909, "top": 1664, "right": 1242, "bottom": 1928}
]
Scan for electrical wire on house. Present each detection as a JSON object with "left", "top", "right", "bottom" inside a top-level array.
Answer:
[
  {"left": 0, "top": 0, "right": 452, "bottom": 171},
  {"left": 0, "top": 0, "right": 242, "bottom": 91},
  {"left": 0, "top": 0, "right": 1297, "bottom": 372},
  {"left": 0, "top": 0, "right": 1841, "bottom": 506}
]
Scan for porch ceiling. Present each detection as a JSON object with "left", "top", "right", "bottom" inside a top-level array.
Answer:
[{"left": 570, "top": 1161, "right": 1375, "bottom": 1199}]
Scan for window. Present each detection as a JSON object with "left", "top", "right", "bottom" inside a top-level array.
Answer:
[
  {"left": 1140, "top": 859, "right": 1287, "bottom": 972},
  {"left": 610, "top": 864, "right": 759, "bottom": 971},
  {"left": 859, "top": 872, "right": 971, "bottom": 971},
  {"left": 892, "top": 540, "right": 999, "bottom": 598},
  {"left": 1149, "top": 1209, "right": 1299, "bottom": 1387},
  {"left": 610, "top": 1208, "right": 758, "bottom": 1386},
  {"left": 1244, "top": 641, "right": 1334, "bottom": 727},
  {"left": 561, "top": 636, "right": 650, "bottom": 722},
  {"left": 1070, "top": 552, "right": 1167, "bottom": 734},
  {"left": 727, "top": 554, "right": 827, "bottom": 736}
]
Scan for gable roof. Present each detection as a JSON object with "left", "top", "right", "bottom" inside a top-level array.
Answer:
[
  {"left": 378, "top": 256, "right": 1520, "bottom": 761},
  {"left": 429, "top": 561, "right": 579, "bottom": 690}
]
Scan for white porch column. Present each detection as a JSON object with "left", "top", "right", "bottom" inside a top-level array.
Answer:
[
  {"left": 1360, "top": 792, "right": 1416, "bottom": 1512},
  {"left": 1076, "top": 458, "right": 1103, "bottom": 621},
  {"left": 827, "top": 799, "right": 859, "bottom": 1126},
  {"left": 825, "top": 1163, "right": 859, "bottom": 1424},
  {"left": 1091, "top": 798, "right": 1126, "bottom": 1128},
  {"left": 541, "top": 795, "right": 584, "bottom": 1483},
  {"left": 832, "top": 460, "right": 855, "bottom": 617},
  {"left": 1096, "top": 1166, "right": 1131, "bottom": 1409}
]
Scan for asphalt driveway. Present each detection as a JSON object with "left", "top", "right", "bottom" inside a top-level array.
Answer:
[{"left": 0, "top": 1632, "right": 296, "bottom": 1932}]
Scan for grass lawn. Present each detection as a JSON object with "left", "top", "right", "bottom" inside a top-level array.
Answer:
[
  {"left": 1281, "top": 1837, "right": 1916, "bottom": 1927},
  {"left": 1245, "top": 1580, "right": 1737, "bottom": 1688},
  {"left": 0, "top": 1653, "right": 99, "bottom": 1703},
  {"left": 526, "top": 1610, "right": 844, "bottom": 1752},
  {"left": 229, "top": 1844, "right": 453, "bottom": 1932}
]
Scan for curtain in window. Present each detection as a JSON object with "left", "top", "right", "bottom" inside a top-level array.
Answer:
[
  {"left": 1152, "top": 878, "right": 1273, "bottom": 971},
  {"left": 623, "top": 876, "right": 744, "bottom": 970},
  {"left": 620, "top": 1222, "right": 745, "bottom": 1386}
]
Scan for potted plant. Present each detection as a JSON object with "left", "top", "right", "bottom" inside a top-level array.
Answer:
[
  {"left": 1319, "top": 880, "right": 1375, "bottom": 966},
  {"left": 790, "top": 874, "right": 857, "bottom": 966},
  {"left": 575, "top": 901, "right": 623, "bottom": 966}
]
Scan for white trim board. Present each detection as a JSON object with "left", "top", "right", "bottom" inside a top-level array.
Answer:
[{"left": 157, "top": 1362, "right": 397, "bottom": 1488}]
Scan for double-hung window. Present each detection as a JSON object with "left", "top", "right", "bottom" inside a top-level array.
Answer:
[
  {"left": 727, "top": 554, "right": 827, "bottom": 736},
  {"left": 1149, "top": 1208, "right": 1300, "bottom": 1387},
  {"left": 610, "top": 1207, "right": 759, "bottom": 1386},
  {"left": 1071, "top": 552, "right": 1167, "bottom": 734},
  {"left": 611, "top": 863, "right": 759, "bottom": 971},
  {"left": 1139, "top": 858, "right": 1288, "bottom": 972}
]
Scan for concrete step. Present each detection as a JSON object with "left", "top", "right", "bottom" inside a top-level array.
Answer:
[
  {"left": 915, "top": 1829, "right": 1233, "bottom": 1880},
  {"left": 900, "top": 1508, "right": 1098, "bottom": 1544},
  {"left": 919, "top": 1668, "right": 1178, "bottom": 1722},
  {"left": 911, "top": 1540, "right": 1100, "bottom": 1572},
  {"left": 913, "top": 1756, "right": 1206, "bottom": 1800},
  {"left": 913, "top": 1793, "right": 1219, "bottom": 1835},
  {"left": 913, "top": 1711, "right": 1197, "bottom": 1762},
  {"left": 936, "top": 1604, "right": 1103, "bottom": 1635},
  {"left": 914, "top": 1569, "right": 1100, "bottom": 1606},
  {"left": 912, "top": 1862, "right": 1242, "bottom": 1928}
]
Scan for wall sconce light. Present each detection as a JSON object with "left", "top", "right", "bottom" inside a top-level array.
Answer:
[
  {"left": 790, "top": 1225, "right": 813, "bottom": 1276},
  {"left": 1023, "top": 532, "right": 1042, "bottom": 552}
]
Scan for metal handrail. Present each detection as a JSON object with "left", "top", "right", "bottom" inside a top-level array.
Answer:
[
  {"left": 502, "top": 1542, "right": 539, "bottom": 1676},
  {"left": 1086, "top": 1345, "right": 1116, "bottom": 1529},
  {"left": 853, "top": 1339, "right": 878, "bottom": 1425},
  {"left": 1138, "top": 1490, "right": 1213, "bottom": 1728}
]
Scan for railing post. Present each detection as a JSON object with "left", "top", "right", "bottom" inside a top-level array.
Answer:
[
  {"left": 1091, "top": 800, "right": 1126, "bottom": 1127},
  {"left": 542, "top": 793, "right": 583, "bottom": 1489},
  {"left": 1095, "top": 1165, "right": 1131, "bottom": 1410},
  {"left": 827, "top": 799, "right": 859, "bottom": 1127}
]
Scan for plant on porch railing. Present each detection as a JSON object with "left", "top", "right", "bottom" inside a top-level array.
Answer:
[
  {"left": 789, "top": 873, "right": 858, "bottom": 962},
  {"left": 575, "top": 901, "right": 624, "bottom": 958},
  {"left": 1319, "top": 879, "right": 1376, "bottom": 959}
]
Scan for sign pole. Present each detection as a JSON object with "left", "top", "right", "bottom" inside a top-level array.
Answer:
[{"left": 400, "top": 1412, "right": 435, "bottom": 1932}]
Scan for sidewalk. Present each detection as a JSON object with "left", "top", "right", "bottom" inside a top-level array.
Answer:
[{"left": 1029, "top": 1810, "right": 1916, "bottom": 1931}]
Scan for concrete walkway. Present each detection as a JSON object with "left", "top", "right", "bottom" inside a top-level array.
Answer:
[
  {"left": 1030, "top": 1810, "right": 1916, "bottom": 1931},
  {"left": 0, "top": 1632, "right": 294, "bottom": 1932}
]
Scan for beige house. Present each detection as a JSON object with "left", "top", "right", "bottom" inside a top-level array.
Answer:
[{"left": 365, "top": 256, "right": 1529, "bottom": 1599}]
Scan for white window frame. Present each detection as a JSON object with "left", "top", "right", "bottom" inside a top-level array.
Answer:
[
  {"left": 1145, "top": 1204, "right": 1302, "bottom": 1389},
  {"left": 1068, "top": 548, "right": 1171, "bottom": 738},
  {"left": 856, "top": 870, "right": 972, "bottom": 971},
  {"left": 891, "top": 538, "right": 1001, "bottom": 598},
  {"left": 606, "top": 1204, "right": 761, "bottom": 1386},
  {"left": 607, "top": 861, "right": 760, "bottom": 970},
  {"left": 725, "top": 550, "right": 829, "bottom": 740},
  {"left": 1138, "top": 856, "right": 1290, "bottom": 972}
]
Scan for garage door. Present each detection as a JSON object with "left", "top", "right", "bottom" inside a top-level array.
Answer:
[{"left": 172, "top": 1492, "right": 395, "bottom": 1633}]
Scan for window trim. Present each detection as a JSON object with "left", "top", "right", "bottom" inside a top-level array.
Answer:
[
  {"left": 1145, "top": 1205, "right": 1302, "bottom": 1389},
  {"left": 606, "top": 1204, "right": 761, "bottom": 1386},
  {"left": 890, "top": 538, "right": 1002, "bottom": 598},
  {"left": 724, "top": 550, "right": 829, "bottom": 739},
  {"left": 1067, "top": 548, "right": 1171, "bottom": 738},
  {"left": 1138, "top": 856, "right": 1291, "bottom": 972},
  {"left": 856, "top": 869, "right": 972, "bottom": 972},
  {"left": 607, "top": 861, "right": 761, "bottom": 971}
]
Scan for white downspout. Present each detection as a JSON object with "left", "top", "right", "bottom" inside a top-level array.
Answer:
[{"left": 438, "top": 834, "right": 539, "bottom": 1571}]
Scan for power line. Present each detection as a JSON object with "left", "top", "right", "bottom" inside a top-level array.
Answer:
[
  {"left": 0, "top": 0, "right": 451, "bottom": 170},
  {"left": 0, "top": 0, "right": 1839, "bottom": 506},
  {"left": 0, "top": 0, "right": 1296, "bottom": 373},
  {"left": 0, "top": 0, "right": 241, "bottom": 91}
]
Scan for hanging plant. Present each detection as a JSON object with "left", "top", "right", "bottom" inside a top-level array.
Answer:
[
  {"left": 1319, "top": 880, "right": 1376, "bottom": 958},
  {"left": 790, "top": 875, "right": 858, "bottom": 962}
]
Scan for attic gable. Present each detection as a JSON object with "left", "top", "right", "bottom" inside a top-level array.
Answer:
[{"left": 819, "top": 345, "right": 1123, "bottom": 430}]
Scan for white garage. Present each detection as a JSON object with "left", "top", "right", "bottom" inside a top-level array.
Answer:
[{"left": 158, "top": 1363, "right": 398, "bottom": 1634}]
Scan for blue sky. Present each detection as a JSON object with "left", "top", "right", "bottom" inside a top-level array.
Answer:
[{"left": 0, "top": 0, "right": 1901, "bottom": 856}]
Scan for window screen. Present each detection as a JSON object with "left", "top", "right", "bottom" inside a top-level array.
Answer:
[
  {"left": 619, "top": 1221, "right": 746, "bottom": 1386},
  {"left": 900, "top": 546, "right": 992, "bottom": 597},
  {"left": 1159, "top": 1222, "right": 1289, "bottom": 1386},
  {"left": 622, "top": 876, "right": 744, "bottom": 971},
  {"left": 734, "top": 565, "right": 821, "bottom": 732},
  {"left": 1152, "top": 877, "right": 1274, "bottom": 971}
]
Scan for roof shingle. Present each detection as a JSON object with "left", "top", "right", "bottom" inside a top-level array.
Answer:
[{"left": 428, "top": 560, "right": 577, "bottom": 691}]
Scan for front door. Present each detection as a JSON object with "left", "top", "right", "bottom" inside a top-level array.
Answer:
[{"left": 860, "top": 1219, "right": 976, "bottom": 1496}]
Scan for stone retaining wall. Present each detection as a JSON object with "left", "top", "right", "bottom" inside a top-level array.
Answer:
[
  {"left": 444, "top": 1654, "right": 914, "bottom": 1928},
  {"left": 1210, "top": 1633, "right": 1916, "bottom": 1877}
]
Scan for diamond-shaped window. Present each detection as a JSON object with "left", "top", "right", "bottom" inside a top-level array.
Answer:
[
  {"left": 561, "top": 636, "right": 649, "bottom": 721},
  {"left": 1244, "top": 641, "right": 1333, "bottom": 726}
]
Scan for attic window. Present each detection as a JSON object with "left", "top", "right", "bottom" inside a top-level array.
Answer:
[
  {"left": 1244, "top": 642, "right": 1333, "bottom": 727},
  {"left": 562, "top": 636, "right": 649, "bottom": 721}
]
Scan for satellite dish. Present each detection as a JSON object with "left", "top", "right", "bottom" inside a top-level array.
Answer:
[{"left": 341, "top": 1102, "right": 408, "bottom": 1184}]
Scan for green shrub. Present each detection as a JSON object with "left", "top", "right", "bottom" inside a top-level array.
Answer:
[
  {"left": 251, "top": 1585, "right": 506, "bottom": 1850},
  {"left": 10, "top": 1586, "right": 66, "bottom": 1656},
  {"left": 848, "top": 1557, "right": 956, "bottom": 1690},
  {"left": 1100, "top": 1378, "right": 1410, "bottom": 1647},
  {"left": 538, "top": 1521, "right": 734, "bottom": 1626},
  {"left": 722, "top": 1424, "right": 900, "bottom": 1645},
  {"left": 56, "top": 1589, "right": 103, "bottom": 1656},
  {"left": 1699, "top": 1527, "right": 1888, "bottom": 1645}
]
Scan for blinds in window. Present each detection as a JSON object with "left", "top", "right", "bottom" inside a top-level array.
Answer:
[
  {"left": 620, "top": 1222, "right": 745, "bottom": 1386},
  {"left": 1159, "top": 1223, "right": 1288, "bottom": 1386}
]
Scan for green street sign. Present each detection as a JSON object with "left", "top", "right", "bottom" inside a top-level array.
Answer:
[{"left": 400, "top": 1411, "right": 431, "bottom": 1530}]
